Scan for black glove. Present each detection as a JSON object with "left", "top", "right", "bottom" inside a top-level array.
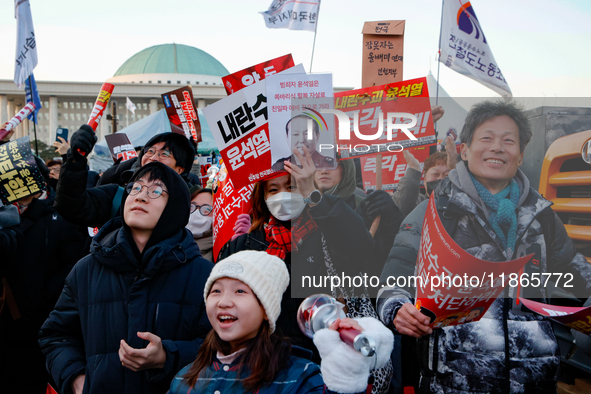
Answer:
[
  {"left": 68, "top": 124, "right": 97, "bottom": 161},
  {"left": 363, "top": 190, "right": 398, "bottom": 222}
]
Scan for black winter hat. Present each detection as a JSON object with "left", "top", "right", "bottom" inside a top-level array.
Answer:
[{"left": 121, "top": 161, "right": 190, "bottom": 252}]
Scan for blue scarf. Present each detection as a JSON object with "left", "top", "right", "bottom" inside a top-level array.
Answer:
[{"left": 470, "top": 174, "right": 520, "bottom": 255}]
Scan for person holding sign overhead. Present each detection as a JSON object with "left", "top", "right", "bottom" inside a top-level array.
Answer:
[{"left": 377, "top": 100, "right": 591, "bottom": 393}]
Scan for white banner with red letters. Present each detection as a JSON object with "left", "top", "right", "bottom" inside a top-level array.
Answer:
[{"left": 202, "top": 65, "right": 304, "bottom": 189}]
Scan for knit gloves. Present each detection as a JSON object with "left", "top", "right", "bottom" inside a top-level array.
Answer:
[{"left": 314, "top": 317, "right": 394, "bottom": 393}]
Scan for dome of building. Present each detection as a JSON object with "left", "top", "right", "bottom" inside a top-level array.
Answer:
[{"left": 108, "top": 43, "right": 229, "bottom": 86}]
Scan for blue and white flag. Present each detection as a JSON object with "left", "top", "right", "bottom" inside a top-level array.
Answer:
[
  {"left": 14, "top": 0, "right": 38, "bottom": 87},
  {"left": 24, "top": 73, "right": 42, "bottom": 123},
  {"left": 438, "top": 0, "right": 511, "bottom": 98},
  {"left": 260, "top": 0, "right": 319, "bottom": 32}
]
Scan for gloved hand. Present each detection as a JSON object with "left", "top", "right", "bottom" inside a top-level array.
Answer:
[
  {"left": 362, "top": 190, "right": 398, "bottom": 222},
  {"left": 231, "top": 214, "right": 251, "bottom": 240},
  {"left": 314, "top": 317, "right": 394, "bottom": 393},
  {"left": 68, "top": 125, "right": 97, "bottom": 161}
]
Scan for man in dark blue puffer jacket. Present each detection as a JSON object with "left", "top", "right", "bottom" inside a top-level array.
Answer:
[{"left": 39, "top": 162, "right": 213, "bottom": 394}]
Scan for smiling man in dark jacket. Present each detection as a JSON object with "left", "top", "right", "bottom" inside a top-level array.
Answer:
[{"left": 39, "top": 162, "right": 213, "bottom": 394}]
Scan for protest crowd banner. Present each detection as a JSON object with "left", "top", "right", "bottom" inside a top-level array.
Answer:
[
  {"left": 266, "top": 72, "right": 335, "bottom": 169},
  {"left": 361, "top": 20, "right": 405, "bottom": 86},
  {"left": 415, "top": 194, "right": 533, "bottom": 328},
  {"left": 260, "top": 0, "right": 319, "bottom": 32},
  {"left": 439, "top": 1, "right": 511, "bottom": 97},
  {"left": 0, "top": 136, "right": 46, "bottom": 205},
  {"left": 202, "top": 65, "right": 304, "bottom": 189},
  {"left": 104, "top": 134, "right": 138, "bottom": 163},
  {"left": 222, "top": 54, "right": 295, "bottom": 95},
  {"left": 211, "top": 163, "right": 254, "bottom": 261},
  {"left": 161, "top": 86, "right": 201, "bottom": 142},
  {"left": 335, "top": 77, "right": 437, "bottom": 160},
  {"left": 361, "top": 143, "right": 435, "bottom": 191},
  {"left": 519, "top": 298, "right": 591, "bottom": 335}
]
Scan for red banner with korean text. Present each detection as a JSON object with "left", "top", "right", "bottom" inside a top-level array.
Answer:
[
  {"left": 202, "top": 80, "right": 271, "bottom": 189},
  {"left": 87, "top": 83, "right": 114, "bottom": 131},
  {"left": 222, "top": 54, "right": 295, "bottom": 95},
  {"left": 161, "top": 86, "right": 201, "bottom": 142},
  {"left": 360, "top": 143, "right": 435, "bottom": 191},
  {"left": 105, "top": 133, "right": 138, "bottom": 163},
  {"left": 415, "top": 194, "right": 533, "bottom": 328},
  {"left": 212, "top": 164, "right": 254, "bottom": 261},
  {"left": 519, "top": 298, "right": 591, "bottom": 335},
  {"left": 334, "top": 77, "right": 436, "bottom": 160},
  {"left": 0, "top": 136, "right": 46, "bottom": 205}
]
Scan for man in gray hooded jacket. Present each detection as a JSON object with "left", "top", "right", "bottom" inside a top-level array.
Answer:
[{"left": 377, "top": 100, "right": 591, "bottom": 393}]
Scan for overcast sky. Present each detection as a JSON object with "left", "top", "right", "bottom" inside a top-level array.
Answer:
[{"left": 1, "top": 0, "right": 590, "bottom": 100}]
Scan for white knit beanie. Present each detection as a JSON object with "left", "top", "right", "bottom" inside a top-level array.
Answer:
[{"left": 204, "top": 251, "right": 289, "bottom": 333}]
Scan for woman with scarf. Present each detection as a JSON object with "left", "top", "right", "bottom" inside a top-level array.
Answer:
[
  {"left": 219, "top": 147, "right": 394, "bottom": 394},
  {"left": 377, "top": 100, "right": 591, "bottom": 393}
]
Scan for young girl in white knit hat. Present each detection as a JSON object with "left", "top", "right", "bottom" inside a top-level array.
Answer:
[{"left": 168, "top": 250, "right": 393, "bottom": 394}]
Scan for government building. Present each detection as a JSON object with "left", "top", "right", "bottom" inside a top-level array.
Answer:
[{"left": 0, "top": 43, "right": 229, "bottom": 144}]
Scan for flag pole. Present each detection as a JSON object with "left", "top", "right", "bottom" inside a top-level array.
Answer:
[
  {"left": 29, "top": 75, "right": 39, "bottom": 156},
  {"left": 435, "top": 0, "right": 444, "bottom": 107},
  {"left": 434, "top": 0, "right": 445, "bottom": 136},
  {"left": 309, "top": 0, "right": 321, "bottom": 72}
]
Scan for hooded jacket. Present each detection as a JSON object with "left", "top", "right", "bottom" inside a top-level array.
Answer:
[
  {"left": 377, "top": 161, "right": 591, "bottom": 394},
  {"left": 55, "top": 132, "right": 198, "bottom": 228},
  {"left": 39, "top": 163, "right": 213, "bottom": 394},
  {"left": 1, "top": 189, "right": 86, "bottom": 392}
]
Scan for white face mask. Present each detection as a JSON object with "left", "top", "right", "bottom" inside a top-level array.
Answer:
[
  {"left": 265, "top": 192, "right": 305, "bottom": 221},
  {"left": 186, "top": 211, "right": 213, "bottom": 238}
]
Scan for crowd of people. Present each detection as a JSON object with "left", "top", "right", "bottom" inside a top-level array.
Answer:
[{"left": 1, "top": 100, "right": 590, "bottom": 394}]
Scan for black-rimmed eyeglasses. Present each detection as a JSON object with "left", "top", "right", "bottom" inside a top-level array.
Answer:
[
  {"left": 191, "top": 203, "right": 213, "bottom": 216},
  {"left": 126, "top": 182, "right": 169, "bottom": 199}
]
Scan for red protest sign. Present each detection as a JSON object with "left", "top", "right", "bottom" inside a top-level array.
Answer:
[
  {"left": 212, "top": 164, "right": 254, "bottom": 261},
  {"left": 202, "top": 78, "right": 277, "bottom": 189},
  {"left": 104, "top": 134, "right": 138, "bottom": 163},
  {"left": 360, "top": 143, "right": 435, "bottom": 191},
  {"left": 161, "top": 86, "right": 201, "bottom": 142},
  {"left": 87, "top": 83, "right": 114, "bottom": 131},
  {"left": 519, "top": 298, "right": 591, "bottom": 335},
  {"left": 415, "top": 194, "right": 533, "bottom": 329},
  {"left": 222, "top": 54, "right": 295, "bottom": 95},
  {"left": 334, "top": 77, "right": 436, "bottom": 160}
]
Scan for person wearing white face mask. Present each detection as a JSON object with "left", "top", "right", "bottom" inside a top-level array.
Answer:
[
  {"left": 219, "top": 147, "right": 392, "bottom": 394},
  {"left": 186, "top": 187, "right": 215, "bottom": 262}
]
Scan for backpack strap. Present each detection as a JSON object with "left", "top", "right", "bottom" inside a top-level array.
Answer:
[
  {"left": 110, "top": 186, "right": 125, "bottom": 218},
  {"left": 436, "top": 194, "right": 460, "bottom": 238}
]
